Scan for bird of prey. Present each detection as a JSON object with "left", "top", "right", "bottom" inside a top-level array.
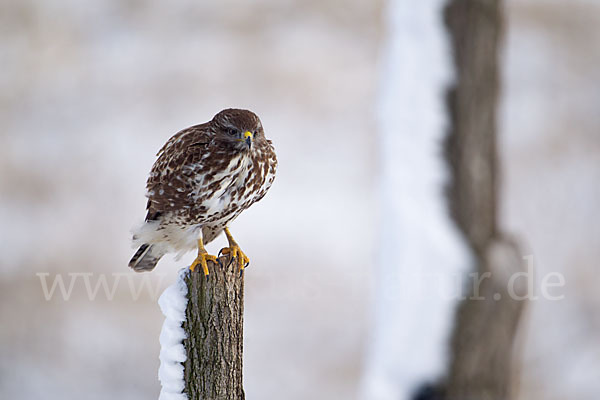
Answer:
[{"left": 129, "top": 108, "right": 277, "bottom": 276}]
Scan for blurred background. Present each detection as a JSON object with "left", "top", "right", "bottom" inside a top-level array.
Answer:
[{"left": 0, "top": 0, "right": 598, "bottom": 399}]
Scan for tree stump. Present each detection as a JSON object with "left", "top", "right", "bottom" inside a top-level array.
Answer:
[{"left": 182, "top": 257, "right": 245, "bottom": 400}]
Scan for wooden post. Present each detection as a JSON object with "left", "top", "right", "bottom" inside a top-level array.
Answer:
[
  {"left": 181, "top": 257, "right": 245, "bottom": 400},
  {"left": 441, "top": 0, "right": 526, "bottom": 399}
]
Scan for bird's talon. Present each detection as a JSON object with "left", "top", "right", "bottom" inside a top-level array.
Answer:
[
  {"left": 222, "top": 228, "right": 250, "bottom": 273},
  {"left": 189, "top": 251, "right": 217, "bottom": 277}
]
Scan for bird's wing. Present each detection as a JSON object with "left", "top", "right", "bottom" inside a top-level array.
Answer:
[{"left": 145, "top": 124, "right": 212, "bottom": 221}]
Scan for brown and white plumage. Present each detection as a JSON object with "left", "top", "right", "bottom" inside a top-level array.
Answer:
[{"left": 129, "top": 109, "right": 277, "bottom": 272}]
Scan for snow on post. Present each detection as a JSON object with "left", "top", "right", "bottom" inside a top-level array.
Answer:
[{"left": 158, "top": 268, "right": 189, "bottom": 400}]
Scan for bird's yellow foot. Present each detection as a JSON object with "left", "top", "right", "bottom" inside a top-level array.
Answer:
[
  {"left": 189, "top": 252, "right": 218, "bottom": 276},
  {"left": 219, "top": 245, "right": 250, "bottom": 272},
  {"left": 220, "top": 227, "right": 249, "bottom": 274}
]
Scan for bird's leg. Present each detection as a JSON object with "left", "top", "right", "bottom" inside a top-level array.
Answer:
[
  {"left": 189, "top": 237, "right": 218, "bottom": 276},
  {"left": 219, "top": 227, "right": 250, "bottom": 273}
]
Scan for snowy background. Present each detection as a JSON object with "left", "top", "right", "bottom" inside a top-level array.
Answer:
[{"left": 1, "top": 1, "right": 599, "bottom": 399}]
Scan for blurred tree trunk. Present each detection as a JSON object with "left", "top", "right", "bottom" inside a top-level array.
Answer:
[
  {"left": 442, "top": 0, "right": 525, "bottom": 399},
  {"left": 182, "top": 258, "right": 245, "bottom": 400}
]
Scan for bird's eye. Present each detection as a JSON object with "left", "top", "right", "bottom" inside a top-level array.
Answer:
[{"left": 227, "top": 128, "right": 238, "bottom": 136}]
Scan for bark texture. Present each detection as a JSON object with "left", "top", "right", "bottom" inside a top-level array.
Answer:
[
  {"left": 442, "top": 0, "right": 525, "bottom": 399},
  {"left": 182, "top": 257, "right": 245, "bottom": 400}
]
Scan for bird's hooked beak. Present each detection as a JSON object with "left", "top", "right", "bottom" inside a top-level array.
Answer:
[{"left": 243, "top": 131, "right": 253, "bottom": 149}]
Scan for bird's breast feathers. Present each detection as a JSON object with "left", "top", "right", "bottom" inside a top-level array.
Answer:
[{"left": 193, "top": 154, "right": 253, "bottom": 217}]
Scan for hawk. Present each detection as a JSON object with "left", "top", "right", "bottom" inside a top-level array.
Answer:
[{"left": 129, "top": 109, "right": 277, "bottom": 276}]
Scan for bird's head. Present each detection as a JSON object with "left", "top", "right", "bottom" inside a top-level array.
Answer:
[{"left": 211, "top": 108, "right": 264, "bottom": 153}]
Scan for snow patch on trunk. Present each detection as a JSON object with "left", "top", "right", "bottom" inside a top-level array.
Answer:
[
  {"left": 158, "top": 268, "right": 189, "bottom": 400},
  {"left": 360, "top": 1, "right": 471, "bottom": 399}
]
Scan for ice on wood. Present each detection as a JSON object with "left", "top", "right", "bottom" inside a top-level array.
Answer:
[{"left": 158, "top": 268, "right": 189, "bottom": 400}]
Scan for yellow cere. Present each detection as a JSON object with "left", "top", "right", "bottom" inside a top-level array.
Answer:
[{"left": 244, "top": 131, "right": 253, "bottom": 140}]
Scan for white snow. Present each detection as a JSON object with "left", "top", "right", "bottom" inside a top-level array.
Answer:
[
  {"left": 158, "top": 268, "right": 189, "bottom": 400},
  {"left": 360, "top": 1, "right": 471, "bottom": 399}
]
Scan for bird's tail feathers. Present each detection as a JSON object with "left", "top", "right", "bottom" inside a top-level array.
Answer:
[{"left": 129, "top": 244, "right": 164, "bottom": 272}]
